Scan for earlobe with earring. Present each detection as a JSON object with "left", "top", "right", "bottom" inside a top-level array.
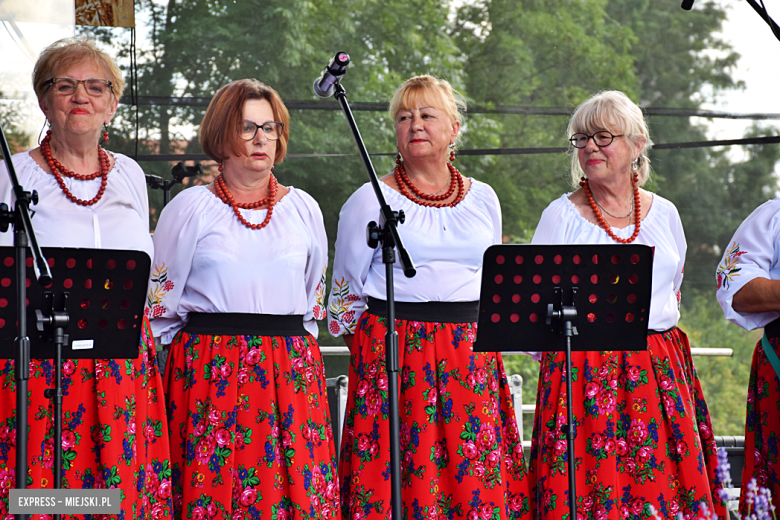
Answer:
[
  {"left": 37, "top": 119, "right": 50, "bottom": 145},
  {"left": 632, "top": 156, "right": 641, "bottom": 183}
]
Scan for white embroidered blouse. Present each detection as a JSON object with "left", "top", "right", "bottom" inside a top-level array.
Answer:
[
  {"left": 147, "top": 185, "right": 327, "bottom": 344},
  {"left": 0, "top": 150, "right": 153, "bottom": 257},
  {"left": 327, "top": 179, "right": 501, "bottom": 336},
  {"left": 532, "top": 193, "right": 686, "bottom": 332},
  {"left": 716, "top": 197, "right": 780, "bottom": 331}
]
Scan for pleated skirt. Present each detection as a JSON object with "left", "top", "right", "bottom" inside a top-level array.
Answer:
[
  {"left": 0, "top": 316, "right": 173, "bottom": 520},
  {"left": 164, "top": 330, "right": 340, "bottom": 520},
  {"left": 527, "top": 327, "right": 726, "bottom": 520},
  {"left": 339, "top": 313, "right": 534, "bottom": 520},
  {"left": 740, "top": 337, "right": 780, "bottom": 515}
]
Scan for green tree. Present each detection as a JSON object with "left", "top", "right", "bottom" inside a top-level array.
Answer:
[{"left": 452, "top": 0, "right": 639, "bottom": 237}]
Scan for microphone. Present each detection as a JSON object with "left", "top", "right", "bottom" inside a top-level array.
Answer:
[
  {"left": 313, "top": 52, "right": 350, "bottom": 98},
  {"left": 681, "top": 0, "right": 694, "bottom": 9},
  {"left": 170, "top": 162, "right": 203, "bottom": 182}
]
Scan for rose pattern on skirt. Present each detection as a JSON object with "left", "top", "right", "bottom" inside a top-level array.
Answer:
[
  {"left": 339, "top": 314, "right": 533, "bottom": 520},
  {"left": 165, "top": 331, "right": 340, "bottom": 520}
]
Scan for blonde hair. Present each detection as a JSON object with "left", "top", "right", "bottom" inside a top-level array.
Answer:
[
  {"left": 33, "top": 36, "right": 125, "bottom": 101},
  {"left": 389, "top": 75, "right": 466, "bottom": 147},
  {"left": 567, "top": 90, "right": 651, "bottom": 188}
]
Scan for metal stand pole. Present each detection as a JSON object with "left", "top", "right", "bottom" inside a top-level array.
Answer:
[{"left": 332, "top": 80, "right": 415, "bottom": 519}]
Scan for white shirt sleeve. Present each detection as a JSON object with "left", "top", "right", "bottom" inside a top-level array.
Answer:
[
  {"left": 297, "top": 191, "right": 329, "bottom": 337},
  {"left": 669, "top": 203, "right": 687, "bottom": 308},
  {"left": 531, "top": 198, "right": 570, "bottom": 245},
  {"left": 486, "top": 185, "right": 502, "bottom": 246},
  {"left": 147, "top": 189, "right": 206, "bottom": 344},
  {"left": 122, "top": 156, "right": 152, "bottom": 235},
  {"left": 327, "top": 185, "right": 377, "bottom": 336},
  {"left": 716, "top": 198, "right": 780, "bottom": 331}
]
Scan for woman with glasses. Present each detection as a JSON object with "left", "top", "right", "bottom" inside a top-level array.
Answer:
[
  {"left": 528, "top": 90, "right": 725, "bottom": 520},
  {"left": 0, "top": 37, "right": 172, "bottom": 518},
  {"left": 147, "top": 79, "right": 339, "bottom": 520}
]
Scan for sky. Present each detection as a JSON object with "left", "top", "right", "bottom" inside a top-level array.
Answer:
[{"left": 698, "top": 0, "right": 780, "bottom": 148}]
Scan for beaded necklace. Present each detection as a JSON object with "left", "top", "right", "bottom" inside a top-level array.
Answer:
[
  {"left": 40, "top": 131, "right": 110, "bottom": 207},
  {"left": 580, "top": 176, "right": 642, "bottom": 244},
  {"left": 394, "top": 161, "right": 465, "bottom": 208},
  {"left": 213, "top": 164, "right": 277, "bottom": 230}
]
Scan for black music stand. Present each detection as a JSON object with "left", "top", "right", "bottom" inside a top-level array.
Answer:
[
  {"left": 0, "top": 247, "right": 150, "bottom": 503},
  {"left": 474, "top": 244, "right": 653, "bottom": 520}
]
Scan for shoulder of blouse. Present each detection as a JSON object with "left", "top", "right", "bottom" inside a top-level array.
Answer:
[
  {"left": 156, "top": 185, "right": 215, "bottom": 227},
  {"left": 546, "top": 193, "right": 577, "bottom": 218},
  {"left": 284, "top": 187, "right": 325, "bottom": 224},
  {"left": 643, "top": 193, "right": 680, "bottom": 224},
  {"left": 111, "top": 153, "right": 142, "bottom": 173},
  {"left": 2, "top": 151, "right": 41, "bottom": 180},
  {"left": 286, "top": 186, "right": 321, "bottom": 210},
  {"left": 340, "top": 182, "right": 381, "bottom": 215},
  {"left": 466, "top": 178, "right": 500, "bottom": 205}
]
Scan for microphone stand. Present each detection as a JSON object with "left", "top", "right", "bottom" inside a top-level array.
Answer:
[
  {"left": 146, "top": 162, "right": 203, "bottom": 208},
  {"left": 332, "top": 80, "right": 416, "bottom": 520},
  {"left": 0, "top": 123, "right": 53, "bottom": 520}
]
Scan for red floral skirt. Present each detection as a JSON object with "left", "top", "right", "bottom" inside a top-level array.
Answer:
[
  {"left": 0, "top": 316, "right": 173, "bottom": 520},
  {"left": 740, "top": 337, "right": 780, "bottom": 515},
  {"left": 527, "top": 327, "right": 726, "bottom": 520},
  {"left": 339, "top": 313, "right": 533, "bottom": 520},
  {"left": 164, "top": 331, "right": 340, "bottom": 520}
]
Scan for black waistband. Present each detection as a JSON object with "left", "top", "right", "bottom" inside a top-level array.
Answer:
[
  {"left": 366, "top": 297, "right": 479, "bottom": 323},
  {"left": 647, "top": 326, "right": 677, "bottom": 336},
  {"left": 765, "top": 317, "right": 780, "bottom": 338},
  {"left": 183, "top": 313, "right": 308, "bottom": 337}
]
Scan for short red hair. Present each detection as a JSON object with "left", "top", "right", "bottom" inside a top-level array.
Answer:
[{"left": 199, "top": 79, "right": 290, "bottom": 163}]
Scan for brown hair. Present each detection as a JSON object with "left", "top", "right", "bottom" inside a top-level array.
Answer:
[
  {"left": 33, "top": 36, "right": 125, "bottom": 101},
  {"left": 199, "top": 79, "right": 290, "bottom": 163}
]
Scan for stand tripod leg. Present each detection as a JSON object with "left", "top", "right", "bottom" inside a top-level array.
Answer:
[
  {"left": 14, "top": 234, "right": 29, "bottom": 520},
  {"left": 54, "top": 328, "right": 64, "bottom": 520},
  {"left": 384, "top": 254, "right": 402, "bottom": 520},
  {"left": 565, "top": 332, "right": 577, "bottom": 520}
]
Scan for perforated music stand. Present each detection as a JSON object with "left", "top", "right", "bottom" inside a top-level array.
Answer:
[
  {"left": 0, "top": 246, "right": 150, "bottom": 501},
  {"left": 0, "top": 247, "right": 149, "bottom": 359},
  {"left": 474, "top": 244, "right": 653, "bottom": 520}
]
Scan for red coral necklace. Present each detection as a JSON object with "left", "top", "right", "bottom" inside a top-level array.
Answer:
[
  {"left": 394, "top": 161, "right": 465, "bottom": 207},
  {"left": 40, "top": 130, "right": 110, "bottom": 206},
  {"left": 580, "top": 176, "right": 642, "bottom": 244},
  {"left": 213, "top": 164, "right": 277, "bottom": 230}
]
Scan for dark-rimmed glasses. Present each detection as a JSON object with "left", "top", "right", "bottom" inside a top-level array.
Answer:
[
  {"left": 569, "top": 131, "right": 623, "bottom": 149},
  {"left": 45, "top": 78, "right": 113, "bottom": 97},
  {"left": 240, "top": 121, "right": 284, "bottom": 141}
]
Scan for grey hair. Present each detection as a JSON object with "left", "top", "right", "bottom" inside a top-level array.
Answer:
[{"left": 567, "top": 90, "right": 651, "bottom": 188}]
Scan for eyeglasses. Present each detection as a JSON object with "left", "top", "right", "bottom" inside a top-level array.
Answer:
[
  {"left": 240, "top": 121, "right": 284, "bottom": 141},
  {"left": 569, "top": 131, "right": 623, "bottom": 149},
  {"left": 45, "top": 78, "right": 113, "bottom": 97}
]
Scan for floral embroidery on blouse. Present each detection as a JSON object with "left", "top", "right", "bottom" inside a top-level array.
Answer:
[
  {"left": 146, "top": 263, "right": 174, "bottom": 319},
  {"left": 716, "top": 241, "right": 747, "bottom": 290},
  {"left": 328, "top": 276, "right": 361, "bottom": 335},
  {"left": 313, "top": 266, "right": 327, "bottom": 320}
]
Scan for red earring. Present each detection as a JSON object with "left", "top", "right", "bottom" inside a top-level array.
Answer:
[{"left": 101, "top": 124, "right": 109, "bottom": 144}]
